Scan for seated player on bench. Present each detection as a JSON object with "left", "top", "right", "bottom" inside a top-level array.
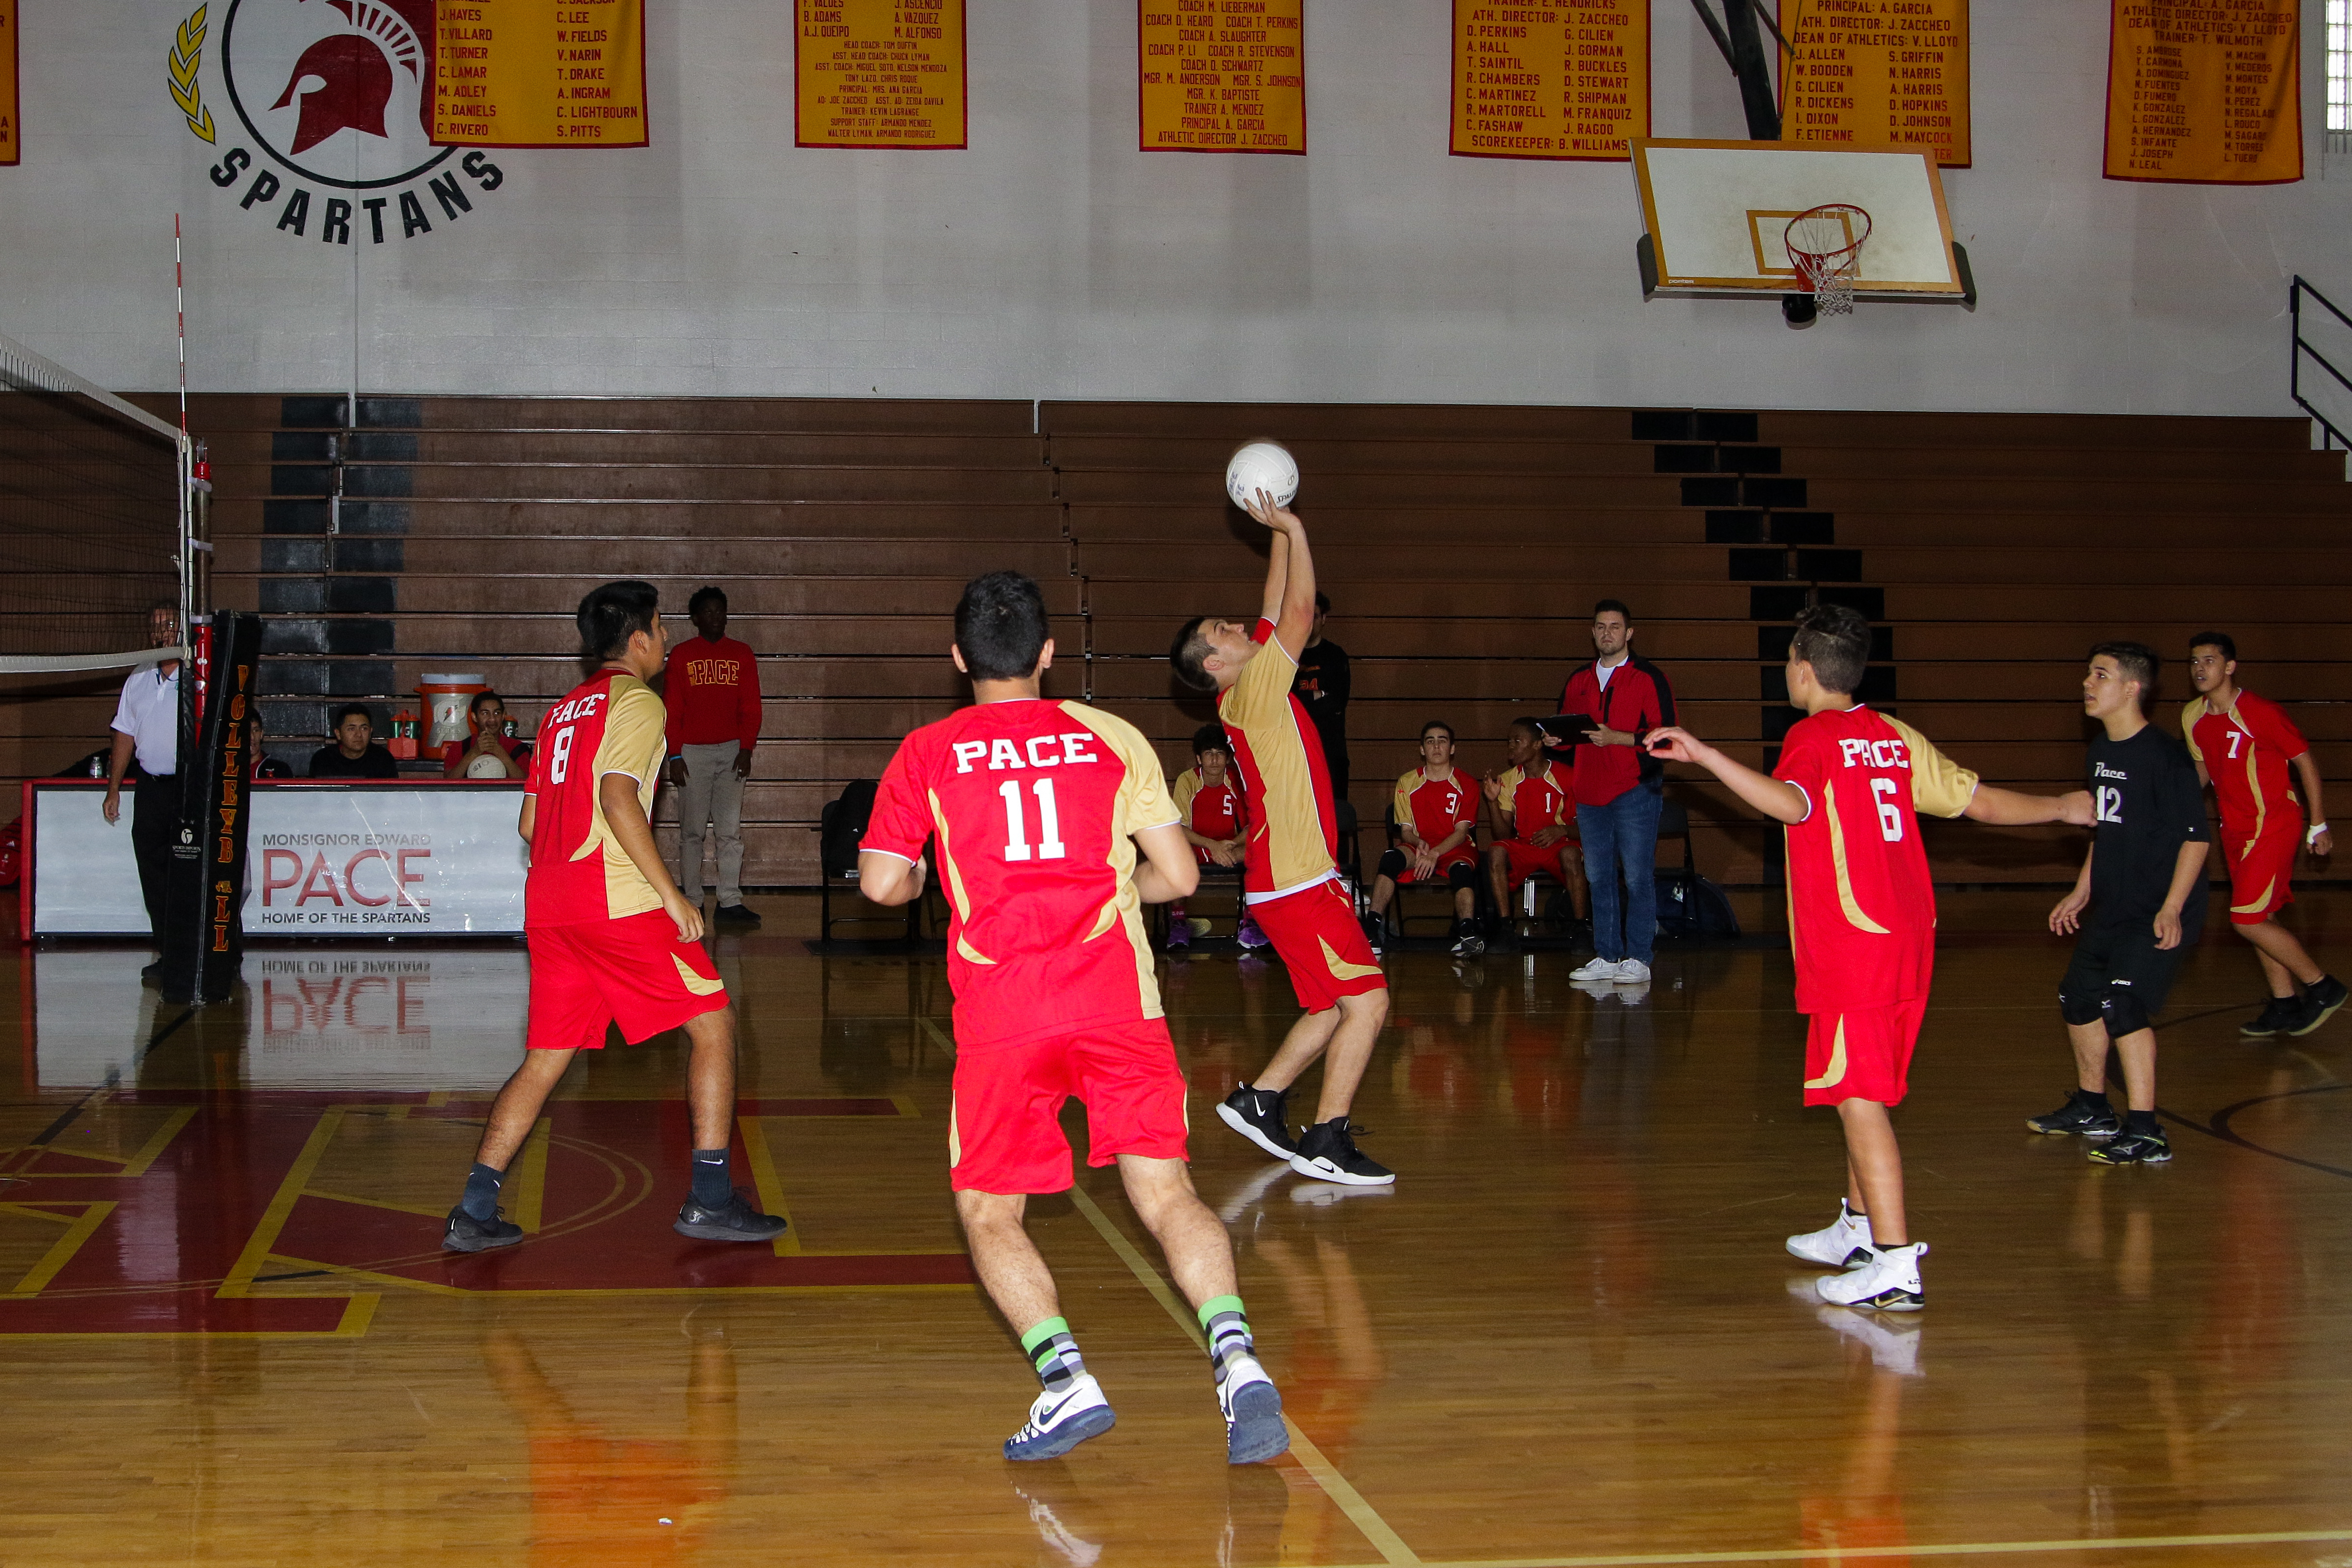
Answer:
[
  {"left": 1167, "top": 724, "right": 1265, "bottom": 951},
  {"left": 1484, "top": 716, "right": 1588, "bottom": 938},
  {"left": 1367, "top": 720, "right": 1483, "bottom": 959}
]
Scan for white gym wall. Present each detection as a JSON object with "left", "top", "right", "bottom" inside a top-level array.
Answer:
[{"left": 0, "top": 0, "right": 2337, "bottom": 415}]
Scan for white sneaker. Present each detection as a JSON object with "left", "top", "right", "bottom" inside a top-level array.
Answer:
[
  {"left": 1614, "top": 959, "right": 1651, "bottom": 984},
  {"left": 1815, "top": 1242, "right": 1927, "bottom": 1312},
  {"left": 1785, "top": 1200, "right": 1875, "bottom": 1268},
  {"left": 1569, "top": 957, "right": 1624, "bottom": 982},
  {"left": 1003, "top": 1374, "right": 1117, "bottom": 1460},
  {"left": 1217, "top": 1353, "right": 1289, "bottom": 1464}
]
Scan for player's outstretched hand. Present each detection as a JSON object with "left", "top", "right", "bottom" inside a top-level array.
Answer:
[
  {"left": 2152, "top": 906, "right": 2183, "bottom": 951},
  {"left": 664, "top": 888, "right": 706, "bottom": 944},
  {"left": 1241, "top": 490, "right": 1302, "bottom": 535},
  {"left": 2048, "top": 885, "right": 2089, "bottom": 936},
  {"left": 2057, "top": 790, "right": 2095, "bottom": 827},
  {"left": 1642, "top": 726, "right": 1711, "bottom": 766}
]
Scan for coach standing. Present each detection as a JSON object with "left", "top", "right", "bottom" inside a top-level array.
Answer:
[
  {"left": 1556, "top": 599, "right": 1676, "bottom": 985},
  {"left": 663, "top": 586, "right": 763, "bottom": 928},
  {"left": 102, "top": 603, "right": 183, "bottom": 981}
]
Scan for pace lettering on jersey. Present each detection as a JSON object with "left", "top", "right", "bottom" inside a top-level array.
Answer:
[
  {"left": 951, "top": 733, "right": 1102, "bottom": 773},
  {"left": 544, "top": 691, "right": 606, "bottom": 727},
  {"left": 2094, "top": 763, "right": 2128, "bottom": 781},
  {"left": 684, "top": 658, "right": 741, "bottom": 685},
  {"left": 1839, "top": 737, "right": 1912, "bottom": 770}
]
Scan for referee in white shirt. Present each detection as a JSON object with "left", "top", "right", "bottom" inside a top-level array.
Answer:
[{"left": 102, "top": 605, "right": 184, "bottom": 974}]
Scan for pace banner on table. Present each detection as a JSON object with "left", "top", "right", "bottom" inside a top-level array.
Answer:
[
  {"left": 1778, "top": 0, "right": 1969, "bottom": 168},
  {"left": 2104, "top": 0, "right": 2300, "bottom": 184},
  {"left": 1139, "top": 0, "right": 1305, "bottom": 154},
  {"left": 32, "top": 784, "right": 529, "bottom": 937},
  {"left": 431, "top": 0, "right": 650, "bottom": 150},
  {"left": 1450, "top": 0, "right": 1649, "bottom": 161},
  {"left": 795, "top": 0, "right": 968, "bottom": 150},
  {"left": 0, "top": 0, "right": 17, "bottom": 166}
]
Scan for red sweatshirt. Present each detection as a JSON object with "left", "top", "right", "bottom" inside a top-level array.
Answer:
[{"left": 662, "top": 635, "right": 762, "bottom": 754}]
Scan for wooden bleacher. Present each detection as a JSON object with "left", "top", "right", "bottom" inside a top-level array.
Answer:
[{"left": 158, "top": 393, "right": 2352, "bottom": 890}]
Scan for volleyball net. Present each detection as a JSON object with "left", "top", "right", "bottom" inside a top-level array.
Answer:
[{"left": 0, "top": 330, "right": 192, "bottom": 675}]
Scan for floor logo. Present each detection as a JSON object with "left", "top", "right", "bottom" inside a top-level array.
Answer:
[{"left": 190, "top": 0, "right": 501, "bottom": 244}]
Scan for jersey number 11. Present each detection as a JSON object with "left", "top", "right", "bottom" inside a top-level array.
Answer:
[{"left": 1000, "top": 778, "right": 1067, "bottom": 862}]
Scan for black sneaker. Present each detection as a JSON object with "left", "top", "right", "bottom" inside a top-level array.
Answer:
[
  {"left": 443, "top": 1206, "right": 524, "bottom": 1253},
  {"left": 674, "top": 1191, "right": 789, "bottom": 1242},
  {"left": 2242, "top": 995, "right": 2302, "bottom": 1037},
  {"left": 1360, "top": 915, "right": 1385, "bottom": 958},
  {"left": 1288, "top": 1117, "right": 1394, "bottom": 1186},
  {"left": 2087, "top": 1128, "right": 2173, "bottom": 1165},
  {"left": 714, "top": 902, "right": 762, "bottom": 928},
  {"left": 1448, "top": 918, "right": 1485, "bottom": 959},
  {"left": 2025, "top": 1093, "right": 2121, "bottom": 1137},
  {"left": 2288, "top": 975, "right": 2350, "bottom": 1037},
  {"left": 1216, "top": 1084, "right": 1298, "bottom": 1160}
]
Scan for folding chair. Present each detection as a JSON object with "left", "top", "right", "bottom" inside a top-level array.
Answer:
[{"left": 816, "top": 780, "right": 925, "bottom": 944}]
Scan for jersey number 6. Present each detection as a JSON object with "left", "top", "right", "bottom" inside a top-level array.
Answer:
[
  {"left": 1000, "top": 777, "right": 1067, "bottom": 863},
  {"left": 1870, "top": 776, "right": 1904, "bottom": 842}
]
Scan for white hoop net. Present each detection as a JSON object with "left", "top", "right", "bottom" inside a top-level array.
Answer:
[{"left": 1785, "top": 205, "right": 1871, "bottom": 317}]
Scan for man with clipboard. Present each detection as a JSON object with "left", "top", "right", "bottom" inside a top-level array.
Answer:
[{"left": 1551, "top": 600, "right": 1677, "bottom": 985}]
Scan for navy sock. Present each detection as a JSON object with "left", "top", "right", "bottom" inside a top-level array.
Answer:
[
  {"left": 461, "top": 1162, "right": 504, "bottom": 1222},
  {"left": 2077, "top": 1088, "right": 2112, "bottom": 1110},
  {"left": 2124, "top": 1110, "right": 2160, "bottom": 1137},
  {"left": 691, "top": 1148, "right": 732, "bottom": 1207}
]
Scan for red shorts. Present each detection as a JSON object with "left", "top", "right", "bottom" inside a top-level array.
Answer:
[
  {"left": 1498, "top": 839, "right": 1570, "bottom": 890},
  {"left": 1395, "top": 847, "right": 1478, "bottom": 883},
  {"left": 1250, "top": 879, "right": 1388, "bottom": 1013},
  {"left": 525, "top": 909, "right": 729, "bottom": 1052},
  {"left": 2225, "top": 827, "right": 2298, "bottom": 925},
  {"left": 1801, "top": 995, "right": 1927, "bottom": 1108},
  {"left": 950, "top": 1017, "right": 1189, "bottom": 1194}
]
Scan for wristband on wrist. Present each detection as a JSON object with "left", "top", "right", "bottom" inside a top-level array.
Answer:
[{"left": 2310, "top": 822, "right": 2330, "bottom": 844}]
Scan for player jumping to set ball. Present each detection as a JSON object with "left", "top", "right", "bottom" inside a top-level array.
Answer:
[
  {"left": 2182, "top": 632, "right": 2346, "bottom": 1038},
  {"left": 1647, "top": 606, "right": 2090, "bottom": 1309},
  {"left": 442, "top": 581, "right": 787, "bottom": 1254},
  {"left": 856, "top": 572, "right": 1287, "bottom": 1466},
  {"left": 1170, "top": 494, "right": 1394, "bottom": 1187}
]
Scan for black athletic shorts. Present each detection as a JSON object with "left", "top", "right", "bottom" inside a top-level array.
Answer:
[{"left": 2059, "top": 918, "right": 2187, "bottom": 1025}]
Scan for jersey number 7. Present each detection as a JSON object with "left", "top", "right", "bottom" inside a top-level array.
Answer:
[{"left": 1000, "top": 778, "right": 1067, "bottom": 863}]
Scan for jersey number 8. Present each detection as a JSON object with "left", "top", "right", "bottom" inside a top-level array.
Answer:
[{"left": 548, "top": 726, "right": 576, "bottom": 784}]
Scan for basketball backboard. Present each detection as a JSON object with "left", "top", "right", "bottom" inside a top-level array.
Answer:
[{"left": 1629, "top": 139, "right": 1970, "bottom": 305}]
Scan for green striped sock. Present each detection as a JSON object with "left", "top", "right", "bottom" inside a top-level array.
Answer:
[
  {"left": 1020, "top": 1316, "right": 1085, "bottom": 1391},
  {"left": 1197, "top": 1294, "right": 1254, "bottom": 1382}
]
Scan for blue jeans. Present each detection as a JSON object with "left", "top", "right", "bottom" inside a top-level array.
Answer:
[{"left": 1577, "top": 786, "right": 1663, "bottom": 965}]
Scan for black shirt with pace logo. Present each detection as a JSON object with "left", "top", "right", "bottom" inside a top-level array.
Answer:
[{"left": 2086, "top": 723, "right": 2208, "bottom": 931}]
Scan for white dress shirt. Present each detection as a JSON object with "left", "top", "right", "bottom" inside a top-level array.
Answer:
[{"left": 111, "top": 664, "right": 179, "bottom": 776}]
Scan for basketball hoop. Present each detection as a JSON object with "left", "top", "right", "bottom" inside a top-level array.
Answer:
[{"left": 1784, "top": 204, "right": 1872, "bottom": 317}]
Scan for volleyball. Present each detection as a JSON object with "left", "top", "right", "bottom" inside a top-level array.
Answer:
[{"left": 1225, "top": 440, "right": 1300, "bottom": 512}]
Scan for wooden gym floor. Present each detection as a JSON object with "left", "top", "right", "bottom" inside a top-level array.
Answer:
[{"left": 4, "top": 891, "right": 2352, "bottom": 1566}]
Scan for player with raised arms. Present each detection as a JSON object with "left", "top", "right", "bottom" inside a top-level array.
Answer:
[
  {"left": 1169, "top": 492, "right": 1394, "bottom": 1186},
  {"left": 442, "top": 580, "right": 787, "bottom": 1254},
  {"left": 855, "top": 571, "right": 1288, "bottom": 1467},
  {"left": 1645, "top": 605, "right": 2090, "bottom": 1309}
]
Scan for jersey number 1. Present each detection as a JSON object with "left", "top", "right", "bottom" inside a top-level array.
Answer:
[{"left": 1000, "top": 778, "right": 1066, "bottom": 862}]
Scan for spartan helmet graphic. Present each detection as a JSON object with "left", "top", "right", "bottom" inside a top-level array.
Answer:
[{"left": 269, "top": 0, "right": 436, "bottom": 154}]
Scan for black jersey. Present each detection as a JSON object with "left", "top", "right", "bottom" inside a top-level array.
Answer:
[{"left": 2086, "top": 723, "right": 2209, "bottom": 930}]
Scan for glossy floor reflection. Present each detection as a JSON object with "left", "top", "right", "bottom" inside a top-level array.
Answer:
[{"left": 4, "top": 893, "right": 2352, "bottom": 1565}]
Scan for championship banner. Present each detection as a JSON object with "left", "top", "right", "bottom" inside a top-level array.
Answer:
[
  {"left": 795, "top": 0, "right": 967, "bottom": 150},
  {"left": 1778, "top": 0, "right": 1969, "bottom": 168},
  {"left": 1450, "top": 0, "right": 1648, "bottom": 161},
  {"left": 1139, "top": 0, "right": 1304, "bottom": 154},
  {"left": 0, "top": 0, "right": 17, "bottom": 167},
  {"left": 2104, "top": 0, "right": 2299, "bottom": 184},
  {"left": 431, "top": 0, "right": 649, "bottom": 150}
]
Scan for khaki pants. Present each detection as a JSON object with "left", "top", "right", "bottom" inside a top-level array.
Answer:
[{"left": 675, "top": 741, "right": 745, "bottom": 906}]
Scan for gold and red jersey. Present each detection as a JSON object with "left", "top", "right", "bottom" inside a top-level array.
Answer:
[
  {"left": 523, "top": 670, "right": 670, "bottom": 927},
  {"left": 1217, "top": 620, "right": 1340, "bottom": 902},
  {"left": 1172, "top": 767, "right": 1245, "bottom": 842},
  {"left": 1494, "top": 759, "right": 1572, "bottom": 841},
  {"left": 863, "top": 697, "right": 1177, "bottom": 1052},
  {"left": 2183, "top": 690, "right": 2309, "bottom": 851},
  {"left": 1392, "top": 765, "right": 1479, "bottom": 870},
  {"left": 1772, "top": 704, "right": 1978, "bottom": 1013}
]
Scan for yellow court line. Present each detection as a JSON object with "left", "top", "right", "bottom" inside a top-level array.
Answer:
[
  {"left": 9, "top": 1202, "right": 118, "bottom": 1296},
  {"left": 217, "top": 1109, "right": 346, "bottom": 1300},
  {"left": 1065, "top": 1184, "right": 1423, "bottom": 1568},
  {"left": 298, "top": 1188, "right": 451, "bottom": 1219},
  {"left": 118, "top": 1106, "right": 198, "bottom": 1177},
  {"left": 509, "top": 1118, "right": 551, "bottom": 1234},
  {"left": 888, "top": 1094, "right": 922, "bottom": 1117},
  {"left": 918, "top": 1016, "right": 956, "bottom": 1056},
  {"left": 0, "top": 1202, "right": 77, "bottom": 1224},
  {"left": 424, "top": 1091, "right": 452, "bottom": 1107},
  {"left": 1310, "top": 1526, "right": 2352, "bottom": 1568},
  {"left": 738, "top": 1115, "right": 804, "bottom": 1256}
]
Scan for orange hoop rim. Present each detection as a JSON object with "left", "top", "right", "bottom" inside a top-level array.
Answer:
[{"left": 1784, "top": 204, "right": 1873, "bottom": 272}]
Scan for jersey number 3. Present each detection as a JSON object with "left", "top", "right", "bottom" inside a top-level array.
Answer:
[{"left": 1000, "top": 778, "right": 1066, "bottom": 863}]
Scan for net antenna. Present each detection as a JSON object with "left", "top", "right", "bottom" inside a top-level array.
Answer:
[
  {"left": 1784, "top": 203, "right": 1872, "bottom": 318},
  {"left": 0, "top": 329, "right": 194, "bottom": 674}
]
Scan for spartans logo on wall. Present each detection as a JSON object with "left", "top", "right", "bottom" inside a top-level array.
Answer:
[{"left": 186, "top": 0, "right": 502, "bottom": 244}]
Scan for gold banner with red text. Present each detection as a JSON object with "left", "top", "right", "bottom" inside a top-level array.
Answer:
[
  {"left": 796, "top": 0, "right": 967, "bottom": 149},
  {"left": 2104, "top": 0, "right": 2300, "bottom": 184},
  {"left": 1450, "top": 0, "right": 1649, "bottom": 162},
  {"left": 1778, "top": 0, "right": 1969, "bottom": 168},
  {"left": 1139, "top": 0, "right": 1305, "bottom": 154},
  {"left": 432, "top": 0, "right": 648, "bottom": 150}
]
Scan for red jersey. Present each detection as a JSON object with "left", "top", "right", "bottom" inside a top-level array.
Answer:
[
  {"left": 523, "top": 670, "right": 669, "bottom": 927},
  {"left": 1495, "top": 760, "right": 1570, "bottom": 841},
  {"left": 864, "top": 698, "right": 1177, "bottom": 1052},
  {"left": 662, "top": 635, "right": 762, "bottom": 752},
  {"left": 2183, "top": 690, "right": 2309, "bottom": 847},
  {"left": 1392, "top": 766, "right": 1477, "bottom": 868},
  {"left": 1218, "top": 620, "right": 1340, "bottom": 900},
  {"left": 1773, "top": 705, "right": 1979, "bottom": 1013},
  {"left": 1174, "top": 769, "right": 1244, "bottom": 841}
]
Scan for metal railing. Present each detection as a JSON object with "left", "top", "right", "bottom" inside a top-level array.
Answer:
[{"left": 2290, "top": 274, "right": 2352, "bottom": 452}]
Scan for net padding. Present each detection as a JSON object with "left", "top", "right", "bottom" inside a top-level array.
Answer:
[
  {"left": 1785, "top": 205, "right": 1872, "bottom": 318},
  {"left": 0, "top": 331, "right": 190, "bottom": 672}
]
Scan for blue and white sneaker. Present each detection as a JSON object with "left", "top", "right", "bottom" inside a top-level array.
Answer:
[
  {"left": 1003, "top": 1374, "right": 1116, "bottom": 1461},
  {"left": 1218, "top": 1355, "right": 1289, "bottom": 1465}
]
